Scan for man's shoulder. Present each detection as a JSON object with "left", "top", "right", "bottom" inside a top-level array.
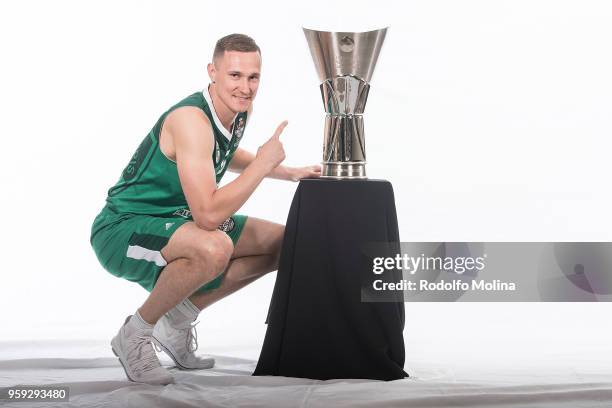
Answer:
[
  {"left": 165, "top": 104, "right": 213, "bottom": 132},
  {"left": 162, "top": 92, "right": 207, "bottom": 120},
  {"left": 165, "top": 106, "right": 214, "bottom": 156}
]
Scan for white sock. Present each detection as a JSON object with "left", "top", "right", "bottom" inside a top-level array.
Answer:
[
  {"left": 184, "top": 298, "right": 201, "bottom": 315},
  {"left": 130, "top": 310, "right": 154, "bottom": 330},
  {"left": 125, "top": 310, "right": 155, "bottom": 336},
  {"left": 166, "top": 298, "right": 200, "bottom": 326}
]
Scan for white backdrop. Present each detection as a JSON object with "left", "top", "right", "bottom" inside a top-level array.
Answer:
[{"left": 1, "top": 0, "right": 611, "bottom": 367}]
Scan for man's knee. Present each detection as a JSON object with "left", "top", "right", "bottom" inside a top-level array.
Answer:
[
  {"left": 208, "top": 231, "right": 234, "bottom": 271},
  {"left": 192, "top": 231, "right": 233, "bottom": 274}
]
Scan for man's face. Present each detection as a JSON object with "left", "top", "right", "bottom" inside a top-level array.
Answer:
[{"left": 209, "top": 51, "right": 261, "bottom": 113}]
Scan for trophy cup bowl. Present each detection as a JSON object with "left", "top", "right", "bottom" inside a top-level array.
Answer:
[{"left": 303, "top": 27, "right": 388, "bottom": 179}]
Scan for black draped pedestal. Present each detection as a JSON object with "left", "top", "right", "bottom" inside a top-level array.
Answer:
[{"left": 253, "top": 178, "right": 407, "bottom": 380}]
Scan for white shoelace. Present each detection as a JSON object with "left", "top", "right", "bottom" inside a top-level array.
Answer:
[
  {"left": 153, "top": 320, "right": 200, "bottom": 354},
  {"left": 185, "top": 320, "right": 199, "bottom": 353},
  {"left": 128, "top": 335, "right": 163, "bottom": 373}
]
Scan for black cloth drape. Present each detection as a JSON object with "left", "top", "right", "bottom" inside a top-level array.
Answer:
[{"left": 253, "top": 178, "right": 407, "bottom": 380}]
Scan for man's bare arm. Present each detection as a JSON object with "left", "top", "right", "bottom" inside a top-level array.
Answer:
[
  {"left": 229, "top": 147, "right": 321, "bottom": 181},
  {"left": 229, "top": 148, "right": 290, "bottom": 179},
  {"left": 169, "top": 107, "right": 286, "bottom": 230}
]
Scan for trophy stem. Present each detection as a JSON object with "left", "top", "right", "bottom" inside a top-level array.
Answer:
[{"left": 321, "top": 112, "right": 367, "bottom": 179}]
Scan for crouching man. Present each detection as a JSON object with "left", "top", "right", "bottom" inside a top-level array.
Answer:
[{"left": 90, "top": 33, "right": 320, "bottom": 385}]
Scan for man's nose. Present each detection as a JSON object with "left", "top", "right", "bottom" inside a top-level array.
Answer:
[{"left": 239, "top": 77, "right": 250, "bottom": 94}]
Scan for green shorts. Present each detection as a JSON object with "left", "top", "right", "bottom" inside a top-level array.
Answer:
[{"left": 90, "top": 210, "right": 247, "bottom": 294}]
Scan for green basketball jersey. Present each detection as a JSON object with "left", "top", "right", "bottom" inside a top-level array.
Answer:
[{"left": 103, "top": 88, "right": 248, "bottom": 219}]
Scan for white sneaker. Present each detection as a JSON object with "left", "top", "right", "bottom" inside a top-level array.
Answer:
[
  {"left": 111, "top": 315, "right": 174, "bottom": 385},
  {"left": 152, "top": 314, "right": 215, "bottom": 370}
]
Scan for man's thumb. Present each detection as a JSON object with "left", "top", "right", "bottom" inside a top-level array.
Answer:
[{"left": 272, "top": 120, "right": 288, "bottom": 139}]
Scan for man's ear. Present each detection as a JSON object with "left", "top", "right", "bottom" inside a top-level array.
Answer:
[{"left": 207, "top": 63, "right": 216, "bottom": 83}]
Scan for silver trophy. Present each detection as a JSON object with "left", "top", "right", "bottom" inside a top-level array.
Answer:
[{"left": 303, "top": 27, "right": 388, "bottom": 179}]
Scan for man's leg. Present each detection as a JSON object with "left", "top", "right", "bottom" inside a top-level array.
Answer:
[
  {"left": 110, "top": 223, "right": 234, "bottom": 383},
  {"left": 187, "top": 217, "right": 284, "bottom": 310},
  {"left": 138, "top": 224, "right": 235, "bottom": 324},
  {"left": 119, "top": 217, "right": 283, "bottom": 378}
]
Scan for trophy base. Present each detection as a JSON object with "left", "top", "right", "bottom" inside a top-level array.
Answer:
[{"left": 321, "top": 162, "right": 367, "bottom": 179}]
